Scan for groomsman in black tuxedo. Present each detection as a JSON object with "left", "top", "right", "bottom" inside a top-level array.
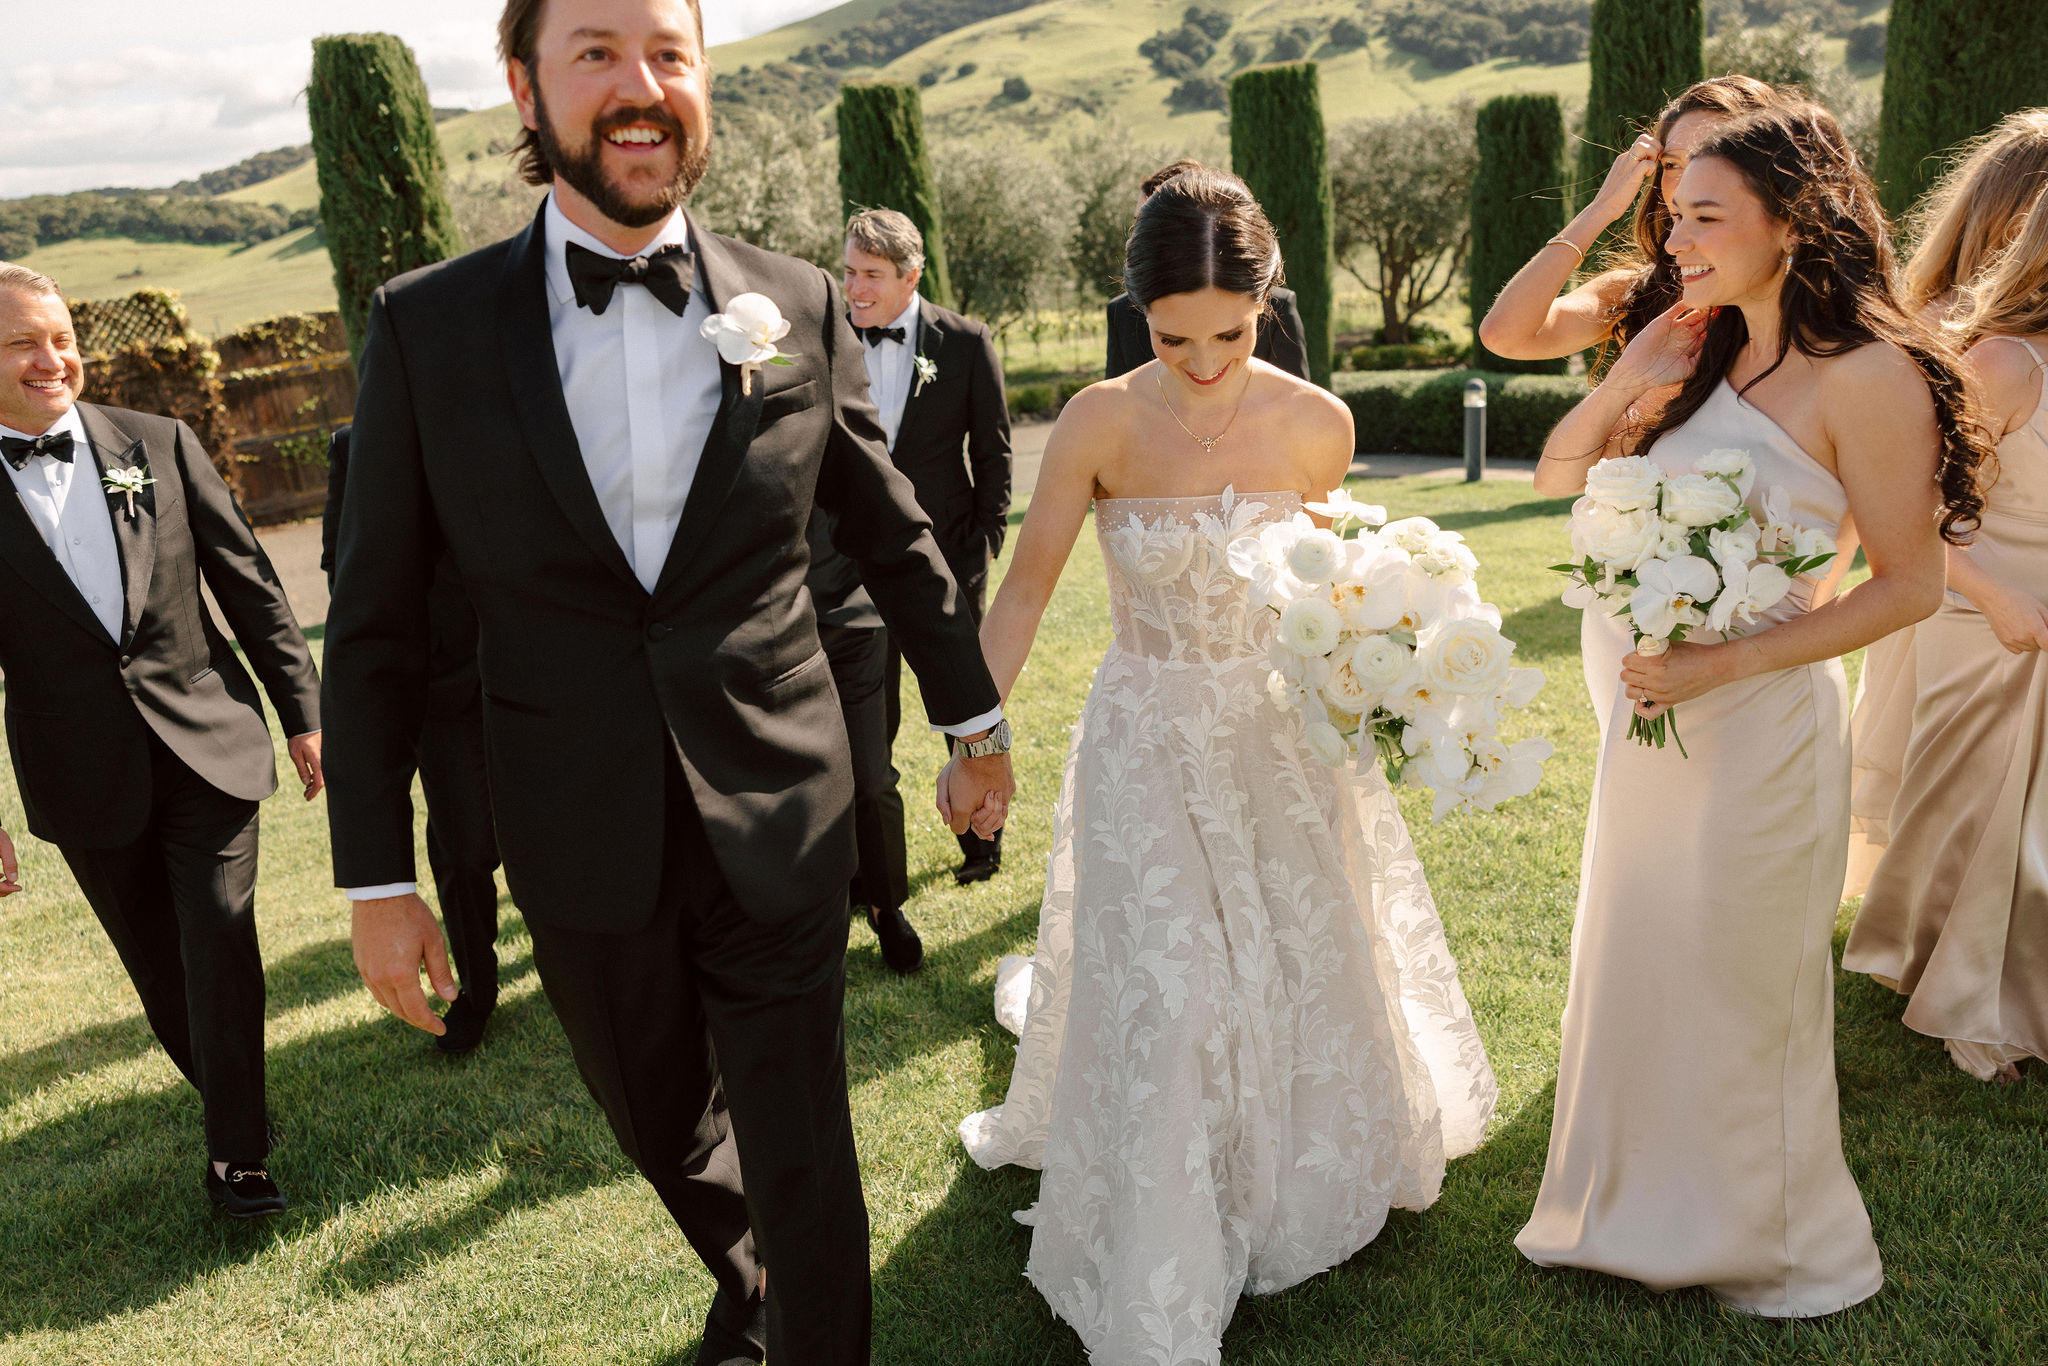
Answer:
[
  {"left": 1102, "top": 159, "right": 1311, "bottom": 381},
  {"left": 323, "top": 1, "right": 1012, "bottom": 1361},
  {"left": 835, "top": 208, "right": 1012, "bottom": 895},
  {"left": 0, "top": 264, "right": 323, "bottom": 1218},
  {"left": 321, "top": 426, "right": 500, "bottom": 1053}
]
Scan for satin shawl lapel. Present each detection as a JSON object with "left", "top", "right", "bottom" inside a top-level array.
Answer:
[
  {"left": 651, "top": 220, "right": 764, "bottom": 600},
  {"left": 495, "top": 209, "right": 643, "bottom": 593},
  {"left": 78, "top": 404, "right": 153, "bottom": 645},
  {"left": 890, "top": 300, "right": 948, "bottom": 458},
  {"left": 0, "top": 439, "right": 114, "bottom": 645}
]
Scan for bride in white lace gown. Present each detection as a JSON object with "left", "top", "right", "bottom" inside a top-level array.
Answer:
[{"left": 953, "top": 167, "right": 1496, "bottom": 1365}]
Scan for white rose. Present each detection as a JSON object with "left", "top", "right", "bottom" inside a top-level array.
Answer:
[
  {"left": 1323, "top": 651, "right": 1376, "bottom": 712},
  {"left": 1277, "top": 596, "right": 1345, "bottom": 657},
  {"left": 1706, "top": 522, "right": 1761, "bottom": 568},
  {"left": 1789, "top": 526, "right": 1836, "bottom": 563},
  {"left": 1380, "top": 516, "right": 1442, "bottom": 554},
  {"left": 1302, "top": 721, "right": 1349, "bottom": 766},
  {"left": 1571, "top": 501, "right": 1663, "bottom": 572},
  {"left": 1417, "top": 615, "right": 1515, "bottom": 696},
  {"left": 1412, "top": 531, "right": 1479, "bottom": 583},
  {"left": 1583, "top": 455, "right": 1664, "bottom": 512},
  {"left": 1695, "top": 447, "right": 1754, "bottom": 487},
  {"left": 1350, "top": 634, "right": 1414, "bottom": 691},
  {"left": 1286, "top": 528, "right": 1349, "bottom": 584},
  {"left": 1661, "top": 472, "right": 1744, "bottom": 527}
]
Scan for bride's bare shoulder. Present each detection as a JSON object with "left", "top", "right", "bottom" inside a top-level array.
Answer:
[{"left": 1259, "top": 365, "right": 1353, "bottom": 440}]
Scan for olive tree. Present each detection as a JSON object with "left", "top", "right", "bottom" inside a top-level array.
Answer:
[
  {"left": 1328, "top": 102, "right": 1480, "bottom": 344},
  {"left": 933, "top": 139, "right": 1073, "bottom": 336}
]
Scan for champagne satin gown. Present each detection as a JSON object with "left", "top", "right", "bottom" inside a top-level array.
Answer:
[
  {"left": 1844, "top": 336, "right": 2048, "bottom": 1079},
  {"left": 1518, "top": 379, "right": 1885, "bottom": 1317},
  {"left": 1845, "top": 626, "right": 1916, "bottom": 900}
]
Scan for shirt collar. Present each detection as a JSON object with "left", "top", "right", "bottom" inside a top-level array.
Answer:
[
  {"left": 542, "top": 192, "right": 695, "bottom": 308},
  {"left": 886, "top": 294, "right": 922, "bottom": 343},
  {"left": 0, "top": 403, "right": 87, "bottom": 449}
]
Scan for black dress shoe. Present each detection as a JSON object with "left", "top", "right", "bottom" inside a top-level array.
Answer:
[
  {"left": 953, "top": 854, "right": 1001, "bottom": 885},
  {"left": 206, "top": 1161, "right": 287, "bottom": 1219},
  {"left": 866, "top": 904, "right": 924, "bottom": 974},
  {"left": 434, "top": 992, "right": 493, "bottom": 1056},
  {"left": 694, "top": 1284, "right": 766, "bottom": 1364}
]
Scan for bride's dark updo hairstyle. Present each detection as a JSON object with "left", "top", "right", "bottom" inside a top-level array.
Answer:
[
  {"left": 1122, "top": 165, "right": 1285, "bottom": 315},
  {"left": 1627, "top": 101, "right": 1996, "bottom": 544}
]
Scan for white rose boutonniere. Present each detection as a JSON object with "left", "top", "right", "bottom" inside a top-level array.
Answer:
[
  {"left": 912, "top": 352, "right": 938, "bottom": 397},
  {"left": 700, "top": 292, "right": 796, "bottom": 395},
  {"left": 102, "top": 464, "right": 155, "bottom": 519}
]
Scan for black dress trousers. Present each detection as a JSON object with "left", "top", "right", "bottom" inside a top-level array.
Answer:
[
  {"left": 522, "top": 746, "right": 871, "bottom": 1366},
  {"left": 820, "top": 622, "right": 910, "bottom": 915},
  {"left": 883, "top": 562, "right": 1002, "bottom": 867},
  {"left": 59, "top": 731, "right": 268, "bottom": 1161}
]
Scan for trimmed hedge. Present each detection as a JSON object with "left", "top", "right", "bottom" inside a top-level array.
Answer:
[
  {"left": 1333, "top": 369, "right": 1583, "bottom": 459},
  {"left": 1875, "top": 0, "right": 2048, "bottom": 216},
  {"left": 1471, "top": 95, "right": 1569, "bottom": 375},
  {"left": 1341, "top": 340, "right": 1466, "bottom": 371},
  {"left": 1230, "top": 64, "right": 1336, "bottom": 387},
  {"left": 308, "top": 33, "right": 463, "bottom": 364},
  {"left": 837, "top": 84, "right": 953, "bottom": 307}
]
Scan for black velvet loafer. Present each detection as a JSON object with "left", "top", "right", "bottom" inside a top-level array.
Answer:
[{"left": 206, "top": 1161, "right": 287, "bottom": 1219}]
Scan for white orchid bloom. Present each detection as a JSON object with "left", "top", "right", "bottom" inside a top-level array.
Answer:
[
  {"left": 1304, "top": 488, "right": 1387, "bottom": 531},
  {"left": 1709, "top": 558, "right": 1794, "bottom": 631},
  {"left": 1471, "top": 736, "right": 1554, "bottom": 811},
  {"left": 1628, "top": 554, "right": 1720, "bottom": 640}
]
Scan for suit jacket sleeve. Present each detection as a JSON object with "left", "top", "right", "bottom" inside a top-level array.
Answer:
[
  {"left": 1263, "top": 291, "right": 1312, "bottom": 382},
  {"left": 1104, "top": 297, "right": 1135, "bottom": 380},
  {"left": 813, "top": 271, "right": 1000, "bottom": 728},
  {"left": 321, "top": 290, "right": 437, "bottom": 887},
  {"left": 175, "top": 419, "right": 322, "bottom": 737},
  {"left": 965, "top": 321, "right": 1013, "bottom": 559},
  {"left": 319, "top": 426, "right": 350, "bottom": 590}
]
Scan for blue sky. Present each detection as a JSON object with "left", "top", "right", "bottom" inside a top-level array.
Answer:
[{"left": 4, "top": 0, "right": 842, "bottom": 196}]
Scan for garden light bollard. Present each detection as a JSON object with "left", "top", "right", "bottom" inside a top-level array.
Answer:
[{"left": 1463, "top": 378, "right": 1487, "bottom": 483}]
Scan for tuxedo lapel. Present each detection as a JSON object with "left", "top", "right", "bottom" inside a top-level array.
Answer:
[
  {"left": 0, "top": 428, "right": 119, "bottom": 645},
  {"left": 651, "top": 220, "right": 763, "bottom": 598},
  {"left": 495, "top": 210, "right": 644, "bottom": 593},
  {"left": 890, "top": 301, "right": 947, "bottom": 458},
  {"left": 78, "top": 404, "right": 154, "bottom": 645}
]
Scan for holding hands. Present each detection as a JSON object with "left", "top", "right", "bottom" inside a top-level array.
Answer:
[{"left": 937, "top": 743, "right": 1015, "bottom": 842}]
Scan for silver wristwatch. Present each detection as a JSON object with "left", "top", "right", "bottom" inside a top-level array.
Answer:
[{"left": 956, "top": 718, "right": 1011, "bottom": 758}]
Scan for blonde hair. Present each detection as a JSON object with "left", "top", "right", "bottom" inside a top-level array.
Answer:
[
  {"left": 0, "top": 263, "right": 61, "bottom": 299},
  {"left": 1903, "top": 109, "right": 2048, "bottom": 317}
]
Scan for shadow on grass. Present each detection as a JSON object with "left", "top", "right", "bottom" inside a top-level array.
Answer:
[{"left": 1429, "top": 497, "right": 1576, "bottom": 535}]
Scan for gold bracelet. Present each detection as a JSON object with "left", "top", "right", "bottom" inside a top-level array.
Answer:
[{"left": 1545, "top": 234, "right": 1588, "bottom": 268}]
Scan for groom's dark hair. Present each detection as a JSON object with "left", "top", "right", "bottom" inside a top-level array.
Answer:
[
  {"left": 1124, "top": 166, "right": 1284, "bottom": 312},
  {"left": 499, "top": 0, "right": 707, "bottom": 187}
]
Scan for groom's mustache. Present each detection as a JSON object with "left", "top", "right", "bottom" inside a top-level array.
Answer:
[{"left": 588, "top": 103, "right": 689, "bottom": 149}]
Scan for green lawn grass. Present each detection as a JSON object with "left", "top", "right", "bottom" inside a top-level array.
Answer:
[{"left": 1, "top": 475, "right": 2042, "bottom": 1365}]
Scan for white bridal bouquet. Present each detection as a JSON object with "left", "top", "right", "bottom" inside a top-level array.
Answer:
[
  {"left": 1552, "top": 450, "right": 1837, "bottom": 753},
  {"left": 1227, "top": 490, "right": 1552, "bottom": 821}
]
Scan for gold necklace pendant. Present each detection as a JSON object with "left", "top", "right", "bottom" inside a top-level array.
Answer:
[{"left": 1157, "top": 365, "right": 1252, "bottom": 454}]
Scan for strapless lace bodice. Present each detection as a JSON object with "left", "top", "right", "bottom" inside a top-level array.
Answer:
[{"left": 1096, "top": 489, "right": 1300, "bottom": 664}]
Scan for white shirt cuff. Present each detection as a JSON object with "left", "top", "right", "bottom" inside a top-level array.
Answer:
[
  {"left": 934, "top": 706, "right": 1004, "bottom": 739},
  {"left": 345, "top": 883, "right": 418, "bottom": 900}
]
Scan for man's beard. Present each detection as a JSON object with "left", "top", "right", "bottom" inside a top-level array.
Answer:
[{"left": 534, "top": 85, "right": 713, "bottom": 229}]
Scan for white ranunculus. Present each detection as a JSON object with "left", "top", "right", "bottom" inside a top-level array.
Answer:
[
  {"left": 1380, "top": 516, "right": 1442, "bottom": 554},
  {"left": 1571, "top": 501, "right": 1664, "bottom": 572},
  {"left": 1695, "top": 448, "right": 1755, "bottom": 486},
  {"left": 1350, "top": 634, "right": 1414, "bottom": 691},
  {"left": 1583, "top": 455, "right": 1664, "bottom": 512},
  {"left": 1286, "top": 528, "right": 1349, "bottom": 584},
  {"left": 1661, "top": 472, "right": 1744, "bottom": 527},
  {"left": 1628, "top": 554, "right": 1720, "bottom": 640},
  {"left": 1412, "top": 530, "right": 1479, "bottom": 582},
  {"left": 1303, "top": 720, "right": 1349, "bottom": 766},
  {"left": 1789, "top": 526, "right": 1836, "bottom": 563},
  {"left": 1277, "top": 596, "right": 1345, "bottom": 657},
  {"left": 1417, "top": 615, "right": 1516, "bottom": 696},
  {"left": 700, "top": 292, "right": 791, "bottom": 365},
  {"left": 1654, "top": 519, "right": 1695, "bottom": 559},
  {"left": 1706, "top": 521, "right": 1761, "bottom": 568}
]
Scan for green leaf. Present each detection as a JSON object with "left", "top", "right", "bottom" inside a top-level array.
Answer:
[{"left": 766, "top": 353, "right": 798, "bottom": 366}]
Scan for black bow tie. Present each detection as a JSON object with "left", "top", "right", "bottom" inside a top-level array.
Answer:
[
  {"left": 1, "top": 431, "right": 74, "bottom": 470},
  {"left": 857, "top": 324, "right": 907, "bottom": 347},
  {"left": 566, "top": 241, "right": 696, "bottom": 317}
]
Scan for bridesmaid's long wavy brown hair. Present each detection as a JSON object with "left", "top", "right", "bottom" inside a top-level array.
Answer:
[{"left": 1627, "top": 103, "right": 1997, "bottom": 546}]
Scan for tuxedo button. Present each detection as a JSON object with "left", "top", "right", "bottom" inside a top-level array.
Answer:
[
  {"left": 119, "top": 654, "right": 132, "bottom": 668},
  {"left": 645, "top": 623, "right": 673, "bottom": 641}
]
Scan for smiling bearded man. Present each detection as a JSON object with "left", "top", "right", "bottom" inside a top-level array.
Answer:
[{"left": 319, "top": 1, "right": 1014, "bottom": 1363}]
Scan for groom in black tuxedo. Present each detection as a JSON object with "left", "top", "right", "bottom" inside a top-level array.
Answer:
[
  {"left": 0, "top": 264, "right": 322, "bottom": 1218},
  {"left": 323, "top": 2, "right": 1013, "bottom": 1362}
]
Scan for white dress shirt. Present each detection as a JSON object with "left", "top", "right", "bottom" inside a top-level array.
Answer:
[
  {"left": 2, "top": 405, "right": 124, "bottom": 640},
  {"left": 859, "top": 295, "right": 922, "bottom": 451}
]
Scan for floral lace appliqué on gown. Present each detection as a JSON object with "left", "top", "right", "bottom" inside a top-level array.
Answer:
[{"left": 960, "top": 489, "right": 1497, "bottom": 1365}]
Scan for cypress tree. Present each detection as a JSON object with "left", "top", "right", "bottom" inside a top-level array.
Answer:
[
  {"left": 1576, "top": 0, "right": 1702, "bottom": 257},
  {"left": 1229, "top": 64, "right": 1336, "bottom": 387},
  {"left": 1876, "top": 0, "right": 2048, "bottom": 216},
  {"left": 1471, "top": 95, "right": 1569, "bottom": 375},
  {"left": 307, "top": 33, "right": 463, "bottom": 363},
  {"left": 836, "top": 84, "right": 953, "bottom": 308}
]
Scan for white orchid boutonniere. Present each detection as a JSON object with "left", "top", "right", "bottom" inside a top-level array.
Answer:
[
  {"left": 700, "top": 293, "right": 797, "bottom": 396},
  {"left": 912, "top": 351, "right": 938, "bottom": 397},
  {"left": 102, "top": 463, "right": 155, "bottom": 519}
]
